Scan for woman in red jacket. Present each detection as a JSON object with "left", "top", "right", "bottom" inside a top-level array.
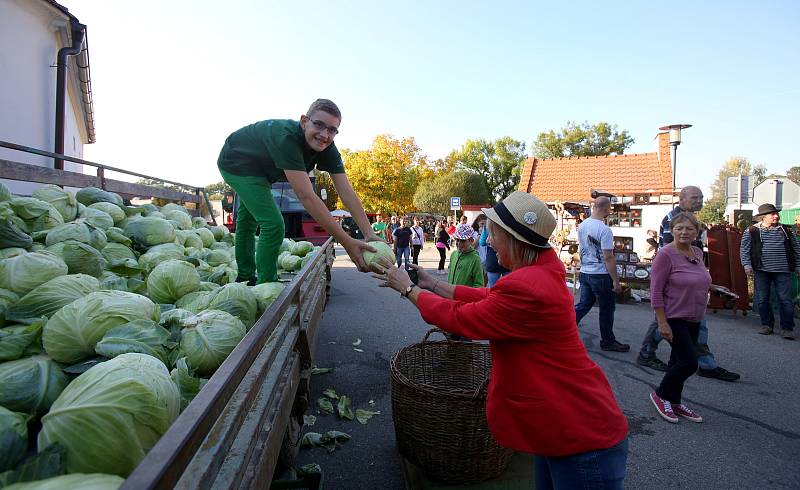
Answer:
[{"left": 374, "top": 191, "right": 629, "bottom": 489}]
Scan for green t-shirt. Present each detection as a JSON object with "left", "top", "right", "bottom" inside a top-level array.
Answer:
[
  {"left": 371, "top": 222, "right": 387, "bottom": 239},
  {"left": 217, "top": 119, "right": 345, "bottom": 182}
]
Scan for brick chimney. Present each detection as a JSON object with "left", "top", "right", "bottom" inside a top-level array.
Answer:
[{"left": 657, "top": 131, "right": 673, "bottom": 188}]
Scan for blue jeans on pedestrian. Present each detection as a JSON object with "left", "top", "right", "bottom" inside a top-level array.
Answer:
[
  {"left": 534, "top": 438, "right": 628, "bottom": 490},
  {"left": 639, "top": 316, "right": 718, "bottom": 370},
  {"left": 487, "top": 270, "right": 508, "bottom": 287},
  {"left": 754, "top": 270, "right": 795, "bottom": 330},
  {"left": 396, "top": 246, "right": 410, "bottom": 270},
  {"left": 575, "top": 273, "right": 617, "bottom": 346}
]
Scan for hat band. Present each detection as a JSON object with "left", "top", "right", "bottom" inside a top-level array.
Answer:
[{"left": 494, "top": 202, "right": 549, "bottom": 247}]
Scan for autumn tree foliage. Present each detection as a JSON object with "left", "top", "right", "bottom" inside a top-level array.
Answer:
[{"left": 339, "top": 134, "right": 428, "bottom": 215}]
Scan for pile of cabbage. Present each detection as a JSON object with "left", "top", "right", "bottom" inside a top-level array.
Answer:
[{"left": 0, "top": 184, "right": 319, "bottom": 488}]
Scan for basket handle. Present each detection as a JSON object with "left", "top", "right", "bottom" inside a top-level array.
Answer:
[
  {"left": 421, "top": 328, "right": 450, "bottom": 344},
  {"left": 471, "top": 377, "right": 490, "bottom": 400}
]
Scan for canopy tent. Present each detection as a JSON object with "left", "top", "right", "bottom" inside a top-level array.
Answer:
[{"left": 330, "top": 209, "right": 351, "bottom": 218}]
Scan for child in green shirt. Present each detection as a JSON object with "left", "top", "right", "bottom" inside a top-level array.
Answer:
[{"left": 447, "top": 224, "right": 485, "bottom": 288}]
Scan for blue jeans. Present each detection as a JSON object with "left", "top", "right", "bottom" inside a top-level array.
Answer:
[
  {"left": 575, "top": 273, "right": 617, "bottom": 346},
  {"left": 639, "top": 316, "right": 718, "bottom": 370},
  {"left": 754, "top": 270, "right": 795, "bottom": 330},
  {"left": 534, "top": 438, "right": 628, "bottom": 490},
  {"left": 487, "top": 270, "right": 508, "bottom": 287},
  {"left": 395, "top": 246, "right": 410, "bottom": 270}
]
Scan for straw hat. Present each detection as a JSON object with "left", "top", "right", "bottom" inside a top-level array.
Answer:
[{"left": 482, "top": 191, "right": 556, "bottom": 248}]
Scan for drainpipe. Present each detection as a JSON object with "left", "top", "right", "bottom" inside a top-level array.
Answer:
[{"left": 54, "top": 21, "right": 86, "bottom": 170}]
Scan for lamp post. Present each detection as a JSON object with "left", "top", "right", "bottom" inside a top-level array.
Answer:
[{"left": 659, "top": 124, "right": 692, "bottom": 196}]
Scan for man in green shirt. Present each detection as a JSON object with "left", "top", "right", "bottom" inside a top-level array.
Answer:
[
  {"left": 217, "top": 99, "right": 379, "bottom": 284},
  {"left": 371, "top": 214, "right": 388, "bottom": 240}
]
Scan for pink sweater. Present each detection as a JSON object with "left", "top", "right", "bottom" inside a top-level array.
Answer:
[{"left": 650, "top": 245, "right": 711, "bottom": 322}]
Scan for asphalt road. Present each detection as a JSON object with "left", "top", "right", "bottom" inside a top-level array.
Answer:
[{"left": 294, "top": 245, "right": 800, "bottom": 489}]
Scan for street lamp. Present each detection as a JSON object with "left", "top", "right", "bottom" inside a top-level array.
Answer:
[{"left": 659, "top": 124, "right": 692, "bottom": 196}]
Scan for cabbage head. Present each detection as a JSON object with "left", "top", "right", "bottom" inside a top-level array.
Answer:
[
  {"left": 0, "top": 321, "right": 42, "bottom": 361},
  {"left": 279, "top": 238, "right": 295, "bottom": 254},
  {"left": 124, "top": 217, "right": 176, "bottom": 248},
  {"left": 193, "top": 227, "right": 215, "bottom": 248},
  {"left": 147, "top": 259, "right": 201, "bottom": 304},
  {"left": 251, "top": 282, "right": 285, "bottom": 316},
  {"left": 160, "top": 203, "right": 189, "bottom": 215},
  {"left": 43, "top": 291, "right": 160, "bottom": 363},
  {"left": 291, "top": 240, "right": 314, "bottom": 257},
  {"left": 363, "top": 241, "right": 395, "bottom": 273},
  {"left": 10, "top": 198, "right": 64, "bottom": 232},
  {"left": 204, "top": 248, "right": 230, "bottom": 266},
  {"left": 182, "top": 231, "right": 204, "bottom": 249},
  {"left": 0, "top": 355, "right": 68, "bottom": 415},
  {"left": 170, "top": 357, "right": 207, "bottom": 412},
  {"left": 0, "top": 251, "right": 68, "bottom": 295},
  {"left": 75, "top": 187, "right": 124, "bottom": 208},
  {"left": 105, "top": 227, "right": 131, "bottom": 246},
  {"left": 0, "top": 247, "right": 27, "bottom": 260},
  {"left": 1, "top": 474, "right": 125, "bottom": 490},
  {"left": 163, "top": 210, "right": 192, "bottom": 230},
  {"left": 44, "top": 222, "right": 91, "bottom": 247},
  {"left": 0, "top": 182, "right": 11, "bottom": 202},
  {"left": 0, "top": 406, "right": 28, "bottom": 472},
  {"left": 206, "top": 282, "right": 258, "bottom": 328},
  {"left": 88, "top": 202, "right": 125, "bottom": 224},
  {"left": 137, "top": 242, "right": 185, "bottom": 271},
  {"left": 101, "top": 242, "right": 136, "bottom": 263},
  {"left": 0, "top": 218, "right": 33, "bottom": 249},
  {"left": 139, "top": 203, "right": 159, "bottom": 216},
  {"left": 0, "top": 287, "right": 20, "bottom": 327},
  {"left": 94, "top": 319, "right": 173, "bottom": 365},
  {"left": 89, "top": 226, "right": 107, "bottom": 250},
  {"left": 79, "top": 207, "right": 114, "bottom": 230},
  {"left": 174, "top": 290, "right": 212, "bottom": 312},
  {"left": 38, "top": 353, "right": 180, "bottom": 476},
  {"left": 210, "top": 241, "right": 231, "bottom": 250},
  {"left": 32, "top": 184, "right": 78, "bottom": 221},
  {"left": 192, "top": 217, "right": 207, "bottom": 228},
  {"left": 198, "top": 281, "right": 220, "bottom": 291},
  {"left": 6, "top": 274, "right": 100, "bottom": 324},
  {"left": 209, "top": 225, "right": 228, "bottom": 241},
  {"left": 46, "top": 240, "right": 106, "bottom": 278},
  {"left": 98, "top": 271, "right": 129, "bottom": 291},
  {"left": 179, "top": 310, "right": 246, "bottom": 375},
  {"left": 279, "top": 253, "right": 302, "bottom": 272}
]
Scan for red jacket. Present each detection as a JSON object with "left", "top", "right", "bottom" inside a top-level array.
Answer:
[{"left": 417, "top": 248, "right": 628, "bottom": 456}]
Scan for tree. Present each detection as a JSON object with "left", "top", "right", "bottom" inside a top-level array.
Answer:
[
  {"left": 532, "top": 121, "right": 634, "bottom": 159},
  {"left": 447, "top": 137, "right": 526, "bottom": 204},
  {"left": 205, "top": 181, "right": 232, "bottom": 200},
  {"left": 339, "top": 134, "right": 427, "bottom": 215},
  {"left": 786, "top": 166, "right": 800, "bottom": 185},
  {"left": 313, "top": 170, "right": 339, "bottom": 211},
  {"left": 413, "top": 170, "right": 490, "bottom": 216},
  {"left": 698, "top": 156, "right": 764, "bottom": 224}
]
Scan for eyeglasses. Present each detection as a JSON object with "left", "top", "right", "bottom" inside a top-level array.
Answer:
[{"left": 308, "top": 118, "right": 339, "bottom": 136}]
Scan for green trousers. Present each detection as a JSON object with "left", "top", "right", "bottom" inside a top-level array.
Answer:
[{"left": 219, "top": 170, "right": 283, "bottom": 283}]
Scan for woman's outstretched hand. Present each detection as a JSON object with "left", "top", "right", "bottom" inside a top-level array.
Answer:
[{"left": 371, "top": 257, "right": 413, "bottom": 294}]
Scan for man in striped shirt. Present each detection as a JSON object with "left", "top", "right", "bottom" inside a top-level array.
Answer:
[{"left": 740, "top": 203, "right": 800, "bottom": 340}]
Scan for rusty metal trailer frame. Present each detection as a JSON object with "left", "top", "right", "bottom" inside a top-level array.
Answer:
[{"left": 0, "top": 141, "right": 216, "bottom": 224}]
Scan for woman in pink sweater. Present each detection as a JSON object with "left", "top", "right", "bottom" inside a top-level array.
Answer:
[{"left": 649, "top": 212, "right": 734, "bottom": 424}]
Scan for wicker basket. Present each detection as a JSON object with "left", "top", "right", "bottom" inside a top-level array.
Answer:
[{"left": 390, "top": 329, "right": 513, "bottom": 484}]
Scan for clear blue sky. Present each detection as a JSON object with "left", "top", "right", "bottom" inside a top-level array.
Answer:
[{"left": 72, "top": 0, "right": 800, "bottom": 195}]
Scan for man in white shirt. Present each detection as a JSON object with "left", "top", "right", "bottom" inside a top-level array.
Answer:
[{"left": 574, "top": 197, "right": 629, "bottom": 352}]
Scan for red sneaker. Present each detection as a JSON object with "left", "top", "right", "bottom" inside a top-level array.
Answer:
[
  {"left": 650, "top": 391, "right": 678, "bottom": 423},
  {"left": 673, "top": 403, "right": 703, "bottom": 423}
]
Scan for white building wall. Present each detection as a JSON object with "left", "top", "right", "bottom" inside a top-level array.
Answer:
[
  {"left": 609, "top": 204, "right": 674, "bottom": 257},
  {"left": 0, "top": 0, "right": 85, "bottom": 196}
]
